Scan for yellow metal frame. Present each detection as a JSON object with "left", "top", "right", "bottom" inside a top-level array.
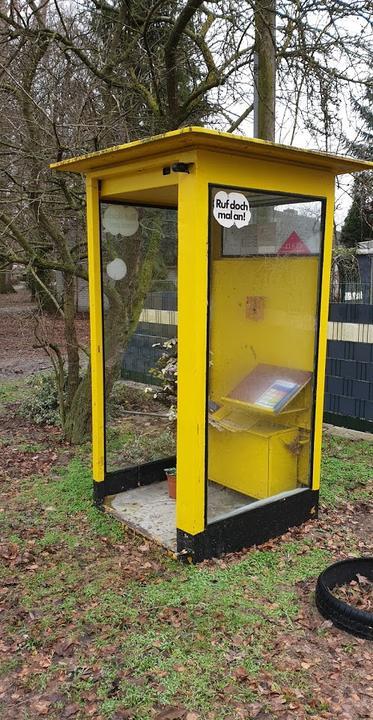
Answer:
[
  {"left": 175, "top": 149, "right": 335, "bottom": 533},
  {"left": 176, "top": 162, "right": 209, "bottom": 534},
  {"left": 313, "top": 196, "right": 335, "bottom": 490},
  {"left": 86, "top": 177, "right": 105, "bottom": 483},
  {"left": 50, "top": 127, "right": 372, "bottom": 544}
]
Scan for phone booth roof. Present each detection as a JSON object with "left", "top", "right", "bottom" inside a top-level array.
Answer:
[{"left": 51, "top": 126, "right": 372, "bottom": 177}]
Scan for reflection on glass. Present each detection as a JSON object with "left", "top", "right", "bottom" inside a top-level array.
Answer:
[
  {"left": 221, "top": 191, "right": 322, "bottom": 256},
  {"left": 100, "top": 203, "right": 177, "bottom": 474},
  {"left": 207, "top": 187, "right": 324, "bottom": 523}
]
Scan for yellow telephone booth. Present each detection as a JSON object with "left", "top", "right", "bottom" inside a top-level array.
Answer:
[{"left": 51, "top": 128, "right": 372, "bottom": 562}]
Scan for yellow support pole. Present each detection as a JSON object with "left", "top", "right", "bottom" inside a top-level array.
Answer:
[
  {"left": 86, "top": 176, "right": 105, "bottom": 482},
  {"left": 176, "top": 165, "right": 209, "bottom": 535},
  {"left": 312, "top": 179, "right": 335, "bottom": 490}
]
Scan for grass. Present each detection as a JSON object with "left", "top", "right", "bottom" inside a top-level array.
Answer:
[
  {"left": 321, "top": 434, "right": 372, "bottom": 505},
  {"left": 106, "top": 425, "right": 175, "bottom": 467},
  {"left": 0, "top": 377, "right": 372, "bottom": 719},
  {"left": 1, "top": 448, "right": 340, "bottom": 718},
  {"left": 0, "top": 378, "right": 26, "bottom": 409}
]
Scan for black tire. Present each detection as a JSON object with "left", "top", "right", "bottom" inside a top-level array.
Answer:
[{"left": 315, "top": 557, "right": 373, "bottom": 640}]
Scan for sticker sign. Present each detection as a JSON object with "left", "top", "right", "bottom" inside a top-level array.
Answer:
[{"left": 213, "top": 191, "right": 251, "bottom": 229}]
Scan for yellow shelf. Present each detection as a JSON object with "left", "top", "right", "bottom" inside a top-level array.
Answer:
[
  {"left": 219, "top": 363, "right": 312, "bottom": 416},
  {"left": 209, "top": 405, "right": 306, "bottom": 436},
  {"left": 221, "top": 394, "right": 308, "bottom": 416}
]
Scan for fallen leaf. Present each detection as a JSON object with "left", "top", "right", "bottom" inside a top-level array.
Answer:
[
  {"left": 246, "top": 703, "right": 264, "bottom": 718},
  {"left": 154, "top": 706, "right": 187, "bottom": 720},
  {"left": 32, "top": 699, "right": 51, "bottom": 715},
  {"left": 233, "top": 666, "right": 249, "bottom": 682},
  {"left": 63, "top": 704, "right": 80, "bottom": 718},
  {"left": 53, "top": 639, "right": 75, "bottom": 657}
]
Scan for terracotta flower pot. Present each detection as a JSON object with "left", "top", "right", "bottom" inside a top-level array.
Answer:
[{"left": 165, "top": 467, "right": 176, "bottom": 499}]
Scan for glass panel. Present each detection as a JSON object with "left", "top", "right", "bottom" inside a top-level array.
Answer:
[
  {"left": 207, "top": 187, "right": 324, "bottom": 523},
  {"left": 100, "top": 203, "right": 177, "bottom": 474}
]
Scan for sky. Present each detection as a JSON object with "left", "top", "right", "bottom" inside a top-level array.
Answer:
[{"left": 207, "top": 6, "right": 372, "bottom": 230}]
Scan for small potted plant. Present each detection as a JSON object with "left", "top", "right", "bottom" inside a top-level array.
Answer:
[{"left": 164, "top": 467, "right": 176, "bottom": 499}]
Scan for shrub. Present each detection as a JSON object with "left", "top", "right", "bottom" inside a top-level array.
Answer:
[
  {"left": 19, "top": 372, "right": 64, "bottom": 426},
  {"left": 109, "top": 380, "right": 162, "bottom": 418},
  {"left": 149, "top": 338, "right": 177, "bottom": 405}
]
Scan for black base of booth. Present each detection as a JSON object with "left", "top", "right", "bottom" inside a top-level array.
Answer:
[
  {"left": 93, "top": 455, "right": 176, "bottom": 503},
  {"left": 94, "top": 462, "right": 319, "bottom": 563},
  {"left": 177, "top": 489, "right": 319, "bottom": 563}
]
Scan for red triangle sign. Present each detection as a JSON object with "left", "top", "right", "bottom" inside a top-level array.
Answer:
[{"left": 278, "top": 231, "right": 310, "bottom": 255}]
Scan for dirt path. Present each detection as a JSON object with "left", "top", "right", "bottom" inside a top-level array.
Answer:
[
  {"left": 0, "top": 304, "right": 35, "bottom": 314},
  {"left": 0, "top": 289, "right": 89, "bottom": 377}
]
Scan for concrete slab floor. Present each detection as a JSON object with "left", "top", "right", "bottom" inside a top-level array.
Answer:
[{"left": 106, "top": 481, "right": 253, "bottom": 552}]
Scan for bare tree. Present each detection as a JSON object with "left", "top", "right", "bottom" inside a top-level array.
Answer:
[
  {"left": 254, "top": 0, "right": 276, "bottom": 141},
  {"left": 0, "top": 0, "right": 371, "bottom": 440}
]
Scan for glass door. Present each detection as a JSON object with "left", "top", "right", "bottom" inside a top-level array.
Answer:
[
  {"left": 207, "top": 186, "right": 325, "bottom": 523},
  {"left": 100, "top": 202, "right": 177, "bottom": 475}
]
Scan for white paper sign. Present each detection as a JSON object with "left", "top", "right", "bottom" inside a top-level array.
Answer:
[
  {"left": 102, "top": 205, "right": 139, "bottom": 236},
  {"left": 213, "top": 191, "right": 251, "bottom": 229}
]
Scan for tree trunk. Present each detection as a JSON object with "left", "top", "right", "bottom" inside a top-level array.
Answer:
[
  {"left": 62, "top": 209, "right": 162, "bottom": 444},
  {"left": 27, "top": 268, "right": 58, "bottom": 312},
  {"left": 0, "top": 268, "right": 15, "bottom": 294},
  {"left": 254, "top": 0, "right": 276, "bottom": 142},
  {"left": 63, "top": 272, "right": 80, "bottom": 407},
  {"left": 63, "top": 369, "right": 92, "bottom": 444}
]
